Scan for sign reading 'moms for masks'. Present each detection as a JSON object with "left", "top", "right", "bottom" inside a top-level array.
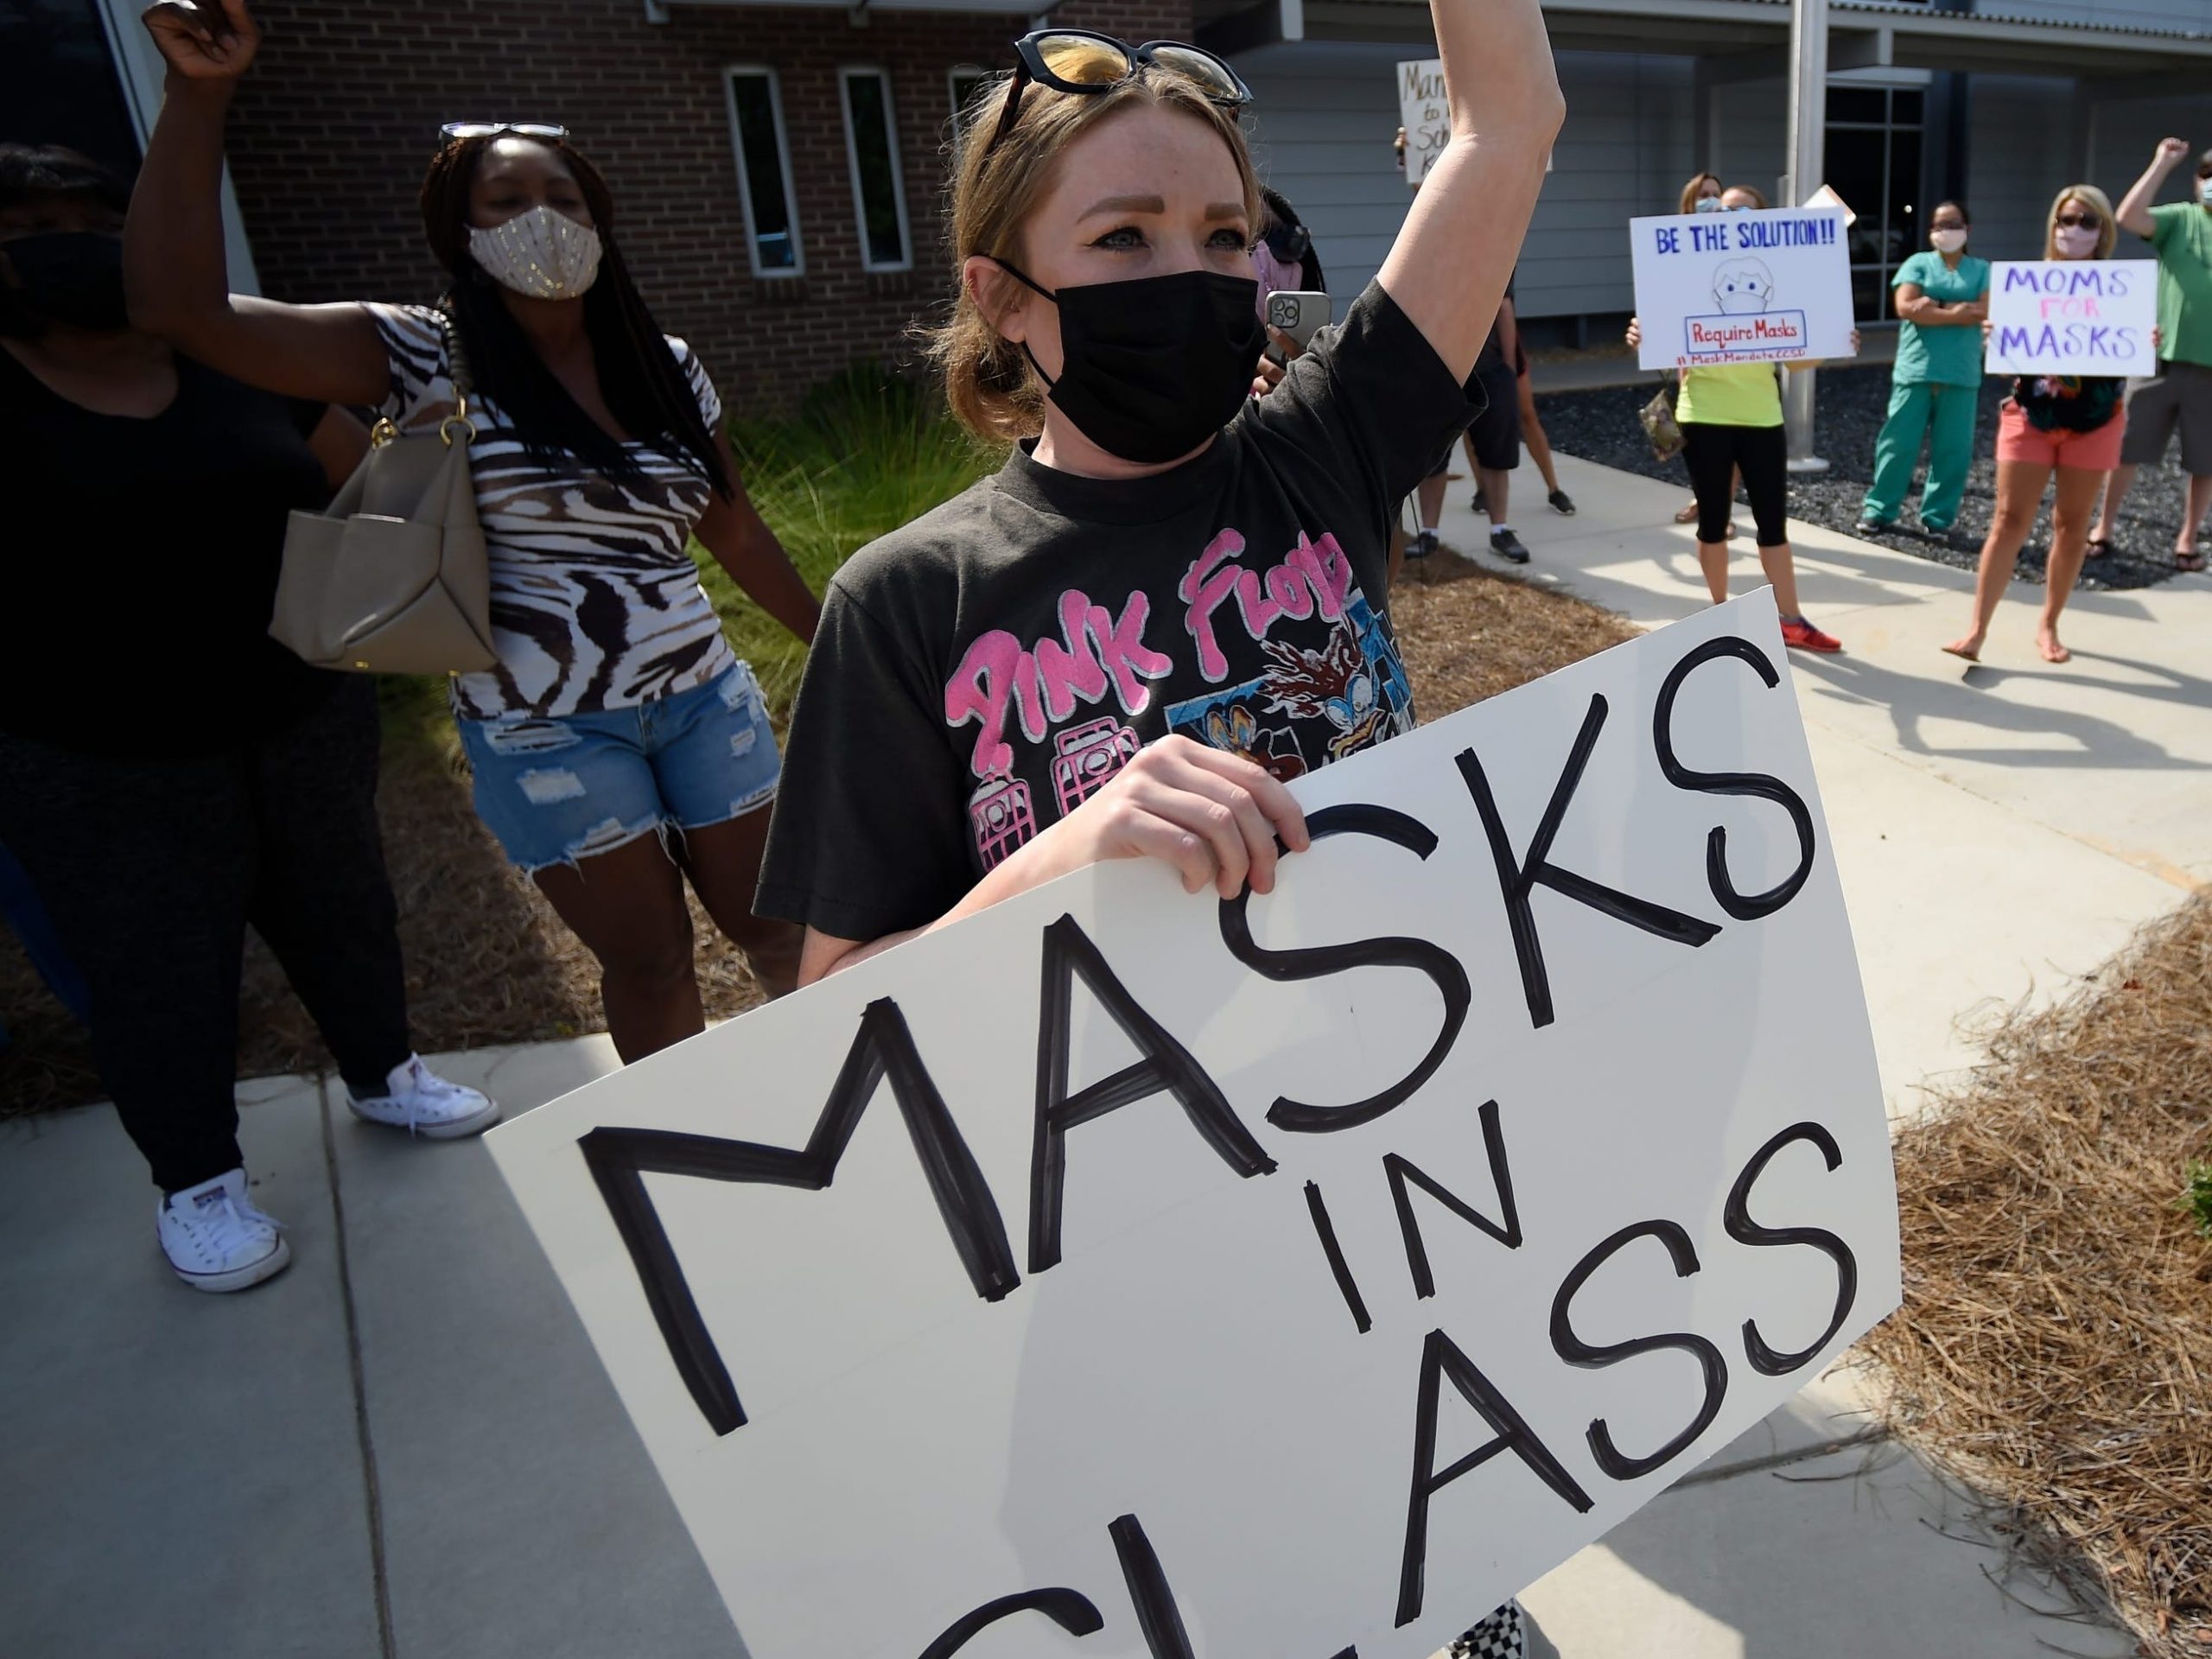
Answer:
[
  {"left": 1985, "top": 259, "right": 2158, "bottom": 378},
  {"left": 1630, "top": 207, "right": 1856, "bottom": 369},
  {"left": 489, "top": 592, "right": 1899, "bottom": 1659}
]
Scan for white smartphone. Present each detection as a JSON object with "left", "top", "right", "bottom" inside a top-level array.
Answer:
[{"left": 1264, "top": 290, "right": 1331, "bottom": 363}]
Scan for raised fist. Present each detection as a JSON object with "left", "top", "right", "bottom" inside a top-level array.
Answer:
[{"left": 142, "top": 0, "right": 260, "bottom": 80}]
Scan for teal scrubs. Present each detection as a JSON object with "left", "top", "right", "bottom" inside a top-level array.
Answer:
[{"left": 1862, "top": 250, "right": 1991, "bottom": 532}]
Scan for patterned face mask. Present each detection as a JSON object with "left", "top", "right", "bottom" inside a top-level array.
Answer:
[{"left": 467, "top": 204, "right": 604, "bottom": 300}]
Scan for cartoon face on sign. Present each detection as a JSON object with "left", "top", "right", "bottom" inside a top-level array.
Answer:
[{"left": 1712, "top": 258, "right": 1776, "bottom": 315}]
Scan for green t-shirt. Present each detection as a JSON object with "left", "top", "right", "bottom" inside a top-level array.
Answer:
[
  {"left": 1891, "top": 251, "right": 1990, "bottom": 386},
  {"left": 2149, "top": 201, "right": 2212, "bottom": 368},
  {"left": 1676, "top": 361, "right": 1783, "bottom": 427}
]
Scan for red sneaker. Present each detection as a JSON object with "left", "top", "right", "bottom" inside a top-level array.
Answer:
[{"left": 1781, "top": 617, "right": 1842, "bottom": 652}]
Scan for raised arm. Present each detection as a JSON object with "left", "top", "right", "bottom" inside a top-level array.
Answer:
[
  {"left": 1376, "top": 0, "right": 1564, "bottom": 382},
  {"left": 2117, "top": 137, "right": 2189, "bottom": 241},
  {"left": 126, "top": 0, "right": 387, "bottom": 405}
]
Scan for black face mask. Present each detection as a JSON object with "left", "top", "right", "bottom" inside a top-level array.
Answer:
[
  {"left": 999, "top": 264, "right": 1264, "bottom": 464},
  {"left": 2, "top": 231, "right": 131, "bottom": 332}
]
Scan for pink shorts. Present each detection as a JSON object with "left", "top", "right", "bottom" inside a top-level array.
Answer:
[{"left": 1995, "top": 398, "right": 2126, "bottom": 472}]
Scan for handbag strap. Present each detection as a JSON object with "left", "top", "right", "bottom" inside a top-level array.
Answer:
[
  {"left": 426, "top": 303, "right": 478, "bottom": 446},
  {"left": 434, "top": 303, "right": 475, "bottom": 405}
]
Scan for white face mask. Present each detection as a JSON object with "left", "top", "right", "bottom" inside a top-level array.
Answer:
[
  {"left": 1694, "top": 195, "right": 1722, "bottom": 213},
  {"left": 467, "top": 204, "right": 604, "bottom": 300},
  {"left": 1930, "top": 227, "right": 1967, "bottom": 254},
  {"left": 2199, "top": 176, "right": 2212, "bottom": 206},
  {"left": 2053, "top": 223, "right": 2099, "bottom": 259}
]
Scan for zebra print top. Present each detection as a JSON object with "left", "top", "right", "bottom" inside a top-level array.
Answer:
[{"left": 365, "top": 302, "right": 737, "bottom": 721}]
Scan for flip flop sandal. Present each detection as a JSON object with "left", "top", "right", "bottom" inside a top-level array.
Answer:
[
  {"left": 2084, "top": 537, "right": 2113, "bottom": 560},
  {"left": 2177, "top": 550, "right": 2206, "bottom": 573},
  {"left": 1673, "top": 502, "right": 1700, "bottom": 524}
]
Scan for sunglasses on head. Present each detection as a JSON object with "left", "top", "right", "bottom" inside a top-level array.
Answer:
[
  {"left": 2056, "top": 211, "right": 2101, "bottom": 229},
  {"left": 440, "top": 122, "right": 570, "bottom": 143},
  {"left": 981, "top": 29, "right": 1251, "bottom": 166}
]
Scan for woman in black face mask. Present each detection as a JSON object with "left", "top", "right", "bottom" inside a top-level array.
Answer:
[
  {"left": 761, "top": 10, "right": 1560, "bottom": 965},
  {"left": 760, "top": 22, "right": 1560, "bottom": 1646},
  {"left": 0, "top": 144, "right": 498, "bottom": 1294}
]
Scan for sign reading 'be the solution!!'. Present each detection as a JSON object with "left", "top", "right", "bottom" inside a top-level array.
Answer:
[
  {"left": 489, "top": 592, "right": 1900, "bottom": 1659},
  {"left": 1630, "top": 207, "right": 1857, "bottom": 370}
]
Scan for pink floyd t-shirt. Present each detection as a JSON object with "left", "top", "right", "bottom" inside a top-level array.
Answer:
[{"left": 758, "top": 282, "right": 1476, "bottom": 944}]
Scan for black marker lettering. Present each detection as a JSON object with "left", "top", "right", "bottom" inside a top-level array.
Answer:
[
  {"left": 1395, "top": 1328, "right": 1592, "bottom": 1626},
  {"left": 1109, "top": 1514, "right": 1198, "bottom": 1659},
  {"left": 1031, "top": 915, "right": 1274, "bottom": 1274},
  {"left": 1304, "top": 1180, "right": 1372, "bottom": 1334},
  {"left": 1651, "top": 635, "right": 1817, "bottom": 921},
  {"left": 578, "top": 996, "right": 1018, "bottom": 1437},
  {"left": 1217, "top": 804, "right": 1471, "bottom": 1133},
  {"left": 1385, "top": 1099, "right": 1522, "bottom": 1301},
  {"left": 1548, "top": 1221, "right": 1729, "bottom": 1481},
  {"left": 918, "top": 1590, "right": 1105, "bottom": 1658},
  {"left": 1725, "top": 1122, "right": 1859, "bottom": 1376},
  {"left": 1457, "top": 696, "right": 1720, "bottom": 1030}
]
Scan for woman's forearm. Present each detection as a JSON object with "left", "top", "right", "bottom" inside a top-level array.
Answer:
[
  {"left": 696, "top": 493, "right": 822, "bottom": 644},
  {"left": 124, "top": 79, "right": 238, "bottom": 340}
]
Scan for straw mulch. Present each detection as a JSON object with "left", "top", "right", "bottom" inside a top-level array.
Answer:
[
  {"left": 0, "top": 552, "right": 1634, "bottom": 1117},
  {"left": 1863, "top": 893, "right": 2212, "bottom": 1656}
]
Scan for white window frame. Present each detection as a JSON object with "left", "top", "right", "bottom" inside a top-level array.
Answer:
[
  {"left": 837, "top": 66, "right": 915, "bottom": 275},
  {"left": 722, "top": 65, "right": 805, "bottom": 280},
  {"left": 949, "top": 64, "right": 993, "bottom": 140}
]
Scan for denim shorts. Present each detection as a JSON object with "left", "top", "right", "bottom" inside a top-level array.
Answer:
[{"left": 456, "top": 661, "right": 780, "bottom": 874}]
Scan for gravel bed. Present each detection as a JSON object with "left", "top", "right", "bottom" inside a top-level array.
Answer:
[{"left": 1535, "top": 365, "right": 2200, "bottom": 592}]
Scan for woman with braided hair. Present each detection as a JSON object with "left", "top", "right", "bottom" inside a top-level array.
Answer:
[{"left": 130, "top": 0, "right": 820, "bottom": 1063}]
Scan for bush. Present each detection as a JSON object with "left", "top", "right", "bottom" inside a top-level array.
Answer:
[
  {"left": 2183, "top": 1159, "right": 2212, "bottom": 1238},
  {"left": 704, "top": 363, "right": 1000, "bottom": 722}
]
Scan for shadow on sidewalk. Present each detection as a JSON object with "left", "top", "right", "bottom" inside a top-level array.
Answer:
[{"left": 1788, "top": 648, "right": 2212, "bottom": 772}]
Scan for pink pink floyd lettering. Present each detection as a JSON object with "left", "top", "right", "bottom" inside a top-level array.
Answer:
[{"left": 945, "top": 529, "right": 1416, "bottom": 870}]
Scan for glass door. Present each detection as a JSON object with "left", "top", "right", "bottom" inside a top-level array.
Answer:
[{"left": 1821, "top": 86, "right": 1925, "bottom": 321}]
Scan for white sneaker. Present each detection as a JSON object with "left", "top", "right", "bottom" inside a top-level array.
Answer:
[
  {"left": 347, "top": 1055, "right": 501, "bottom": 1141},
  {"left": 158, "top": 1169, "right": 291, "bottom": 1294}
]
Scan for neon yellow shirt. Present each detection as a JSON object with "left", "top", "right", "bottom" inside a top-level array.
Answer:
[{"left": 1676, "top": 362, "right": 1783, "bottom": 428}]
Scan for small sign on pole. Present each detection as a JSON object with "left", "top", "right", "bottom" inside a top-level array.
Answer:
[
  {"left": 491, "top": 594, "right": 1899, "bottom": 1659},
  {"left": 1630, "top": 207, "right": 1856, "bottom": 370},
  {"left": 1397, "top": 58, "right": 1447, "bottom": 187},
  {"left": 1984, "top": 259, "right": 2158, "bottom": 378}
]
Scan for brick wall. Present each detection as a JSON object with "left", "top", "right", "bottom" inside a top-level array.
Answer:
[{"left": 227, "top": 0, "right": 1193, "bottom": 410}]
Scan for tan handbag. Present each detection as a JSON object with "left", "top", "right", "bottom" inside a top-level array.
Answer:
[
  {"left": 271, "top": 310, "right": 496, "bottom": 675},
  {"left": 1640, "top": 378, "right": 1686, "bottom": 462}
]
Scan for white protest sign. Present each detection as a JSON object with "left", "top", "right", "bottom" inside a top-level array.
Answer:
[
  {"left": 1630, "top": 207, "right": 1856, "bottom": 369},
  {"left": 1398, "top": 59, "right": 1447, "bottom": 187},
  {"left": 1984, "top": 259, "right": 2158, "bottom": 378},
  {"left": 490, "top": 591, "right": 1898, "bottom": 1659}
]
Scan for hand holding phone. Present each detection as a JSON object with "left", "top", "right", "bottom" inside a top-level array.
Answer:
[{"left": 1263, "top": 291, "right": 1330, "bottom": 365}]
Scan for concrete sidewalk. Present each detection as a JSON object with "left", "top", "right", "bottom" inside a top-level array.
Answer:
[
  {"left": 1449, "top": 451, "right": 2209, "bottom": 1118},
  {"left": 5, "top": 454, "right": 2200, "bottom": 1659}
]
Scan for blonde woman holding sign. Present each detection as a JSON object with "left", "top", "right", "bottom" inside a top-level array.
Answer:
[
  {"left": 1942, "top": 186, "right": 2132, "bottom": 666},
  {"left": 759, "top": 6, "right": 1560, "bottom": 1650},
  {"left": 1625, "top": 184, "right": 1852, "bottom": 652}
]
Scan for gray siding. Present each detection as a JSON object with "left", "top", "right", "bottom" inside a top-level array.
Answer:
[
  {"left": 1236, "top": 43, "right": 1698, "bottom": 320},
  {"left": 1957, "top": 0, "right": 2212, "bottom": 29},
  {"left": 2090, "top": 92, "right": 2212, "bottom": 257},
  {"left": 1236, "top": 36, "right": 2212, "bottom": 325},
  {"left": 1709, "top": 79, "right": 1789, "bottom": 207},
  {"left": 1965, "top": 76, "right": 2078, "bottom": 263}
]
